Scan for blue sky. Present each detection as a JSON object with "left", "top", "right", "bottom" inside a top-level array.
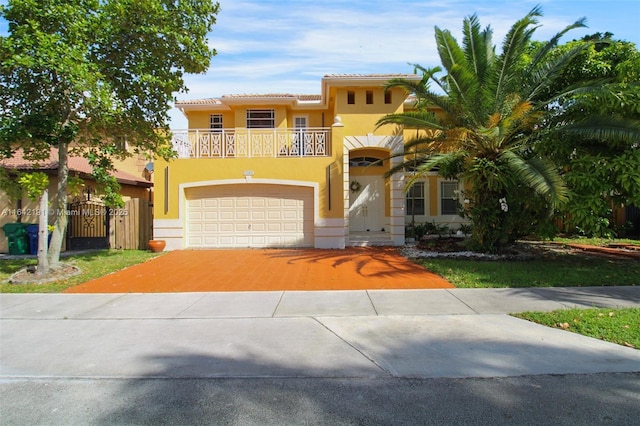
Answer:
[{"left": 1, "top": 0, "right": 639, "bottom": 129}]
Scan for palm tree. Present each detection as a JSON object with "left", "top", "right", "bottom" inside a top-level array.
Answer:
[{"left": 377, "top": 6, "right": 594, "bottom": 252}]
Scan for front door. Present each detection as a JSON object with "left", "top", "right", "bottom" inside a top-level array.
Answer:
[{"left": 349, "top": 175, "right": 385, "bottom": 232}]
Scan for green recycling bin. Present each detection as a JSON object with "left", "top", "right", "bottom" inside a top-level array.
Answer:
[{"left": 2, "top": 223, "right": 29, "bottom": 255}]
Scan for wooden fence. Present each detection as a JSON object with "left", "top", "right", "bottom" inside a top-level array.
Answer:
[{"left": 109, "top": 198, "right": 153, "bottom": 250}]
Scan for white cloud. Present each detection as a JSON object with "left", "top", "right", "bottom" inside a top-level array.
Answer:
[{"left": 162, "top": 0, "right": 640, "bottom": 128}]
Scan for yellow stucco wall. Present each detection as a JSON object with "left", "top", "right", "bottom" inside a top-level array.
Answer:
[
  {"left": 185, "top": 110, "right": 235, "bottom": 129},
  {"left": 428, "top": 176, "right": 439, "bottom": 217},
  {"left": 185, "top": 108, "right": 330, "bottom": 130},
  {"left": 154, "top": 154, "right": 344, "bottom": 221},
  {"left": 334, "top": 87, "right": 405, "bottom": 136}
]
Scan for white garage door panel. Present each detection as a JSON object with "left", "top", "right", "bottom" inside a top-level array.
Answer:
[{"left": 186, "top": 184, "right": 314, "bottom": 248}]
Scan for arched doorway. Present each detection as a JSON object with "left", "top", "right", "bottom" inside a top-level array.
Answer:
[{"left": 348, "top": 149, "right": 388, "bottom": 234}]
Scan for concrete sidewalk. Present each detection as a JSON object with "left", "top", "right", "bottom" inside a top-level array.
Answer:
[
  {"left": 2, "top": 286, "right": 640, "bottom": 319},
  {"left": 1, "top": 287, "right": 639, "bottom": 381}
]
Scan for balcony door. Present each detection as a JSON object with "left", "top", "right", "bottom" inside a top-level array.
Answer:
[{"left": 293, "top": 115, "right": 307, "bottom": 156}]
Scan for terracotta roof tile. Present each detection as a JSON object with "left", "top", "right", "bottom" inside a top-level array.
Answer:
[
  {"left": 176, "top": 93, "right": 322, "bottom": 104},
  {"left": 174, "top": 98, "right": 222, "bottom": 106},
  {"left": 222, "top": 93, "right": 297, "bottom": 98},
  {"left": 323, "top": 73, "right": 419, "bottom": 79}
]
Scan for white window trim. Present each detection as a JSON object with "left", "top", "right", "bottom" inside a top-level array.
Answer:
[
  {"left": 439, "top": 179, "right": 460, "bottom": 216},
  {"left": 246, "top": 109, "right": 275, "bottom": 129},
  {"left": 406, "top": 181, "right": 426, "bottom": 216},
  {"left": 293, "top": 115, "right": 308, "bottom": 129},
  {"left": 210, "top": 114, "right": 223, "bottom": 130}
]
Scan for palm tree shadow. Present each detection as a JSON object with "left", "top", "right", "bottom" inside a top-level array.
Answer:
[{"left": 266, "top": 246, "right": 435, "bottom": 280}]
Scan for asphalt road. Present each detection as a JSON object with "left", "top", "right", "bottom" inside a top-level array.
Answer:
[{"left": 2, "top": 374, "right": 639, "bottom": 425}]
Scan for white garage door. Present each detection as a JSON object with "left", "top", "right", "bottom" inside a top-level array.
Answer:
[{"left": 186, "top": 184, "right": 314, "bottom": 248}]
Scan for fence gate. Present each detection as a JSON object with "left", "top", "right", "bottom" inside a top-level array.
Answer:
[
  {"left": 110, "top": 198, "right": 153, "bottom": 250},
  {"left": 67, "top": 200, "right": 110, "bottom": 250}
]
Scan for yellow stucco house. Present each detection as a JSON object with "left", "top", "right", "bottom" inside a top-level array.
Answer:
[{"left": 154, "top": 74, "right": 467, "bottom": 250}]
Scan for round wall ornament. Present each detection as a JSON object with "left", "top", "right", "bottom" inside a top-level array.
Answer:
[{"left": 350, "top": 180, "right": 362, "bottom": 192}]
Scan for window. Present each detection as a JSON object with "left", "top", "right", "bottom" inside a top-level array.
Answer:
[
  {"left": 115, "top": 137, "right": 128, "bottom": 152},
  {"left": 347, "top": 91, "right": 355, "bottom": 105},
  {"left": 349, "top": 156, "right": 383, "bottom": 167},
  {"left": 441, "top": 181, "right": 459, "bottom": 215},
  {"left": 384, "top": 91, "right": 392, "bottom": 104},
  {"left": 294, "top": 116, "right": 307, "bottom": 129},
  {"left": 246, "top": 109, "right": 275, "bottom": 128},
  {"left": 209, "top": 114, "right": 223, "bottom": 131},
  {"left": 366, "top": 90, "right": 374, "bottom": 104},
  {"left": 406, "top": 182, "right": 425, "bottom": 216}
]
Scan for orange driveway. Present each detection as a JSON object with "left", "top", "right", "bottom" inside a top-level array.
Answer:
[{"left": 64, "top": 247, "right": 454, "bottom": 293}]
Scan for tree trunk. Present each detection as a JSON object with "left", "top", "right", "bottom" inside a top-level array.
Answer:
[
  {"left": 36, "top": 189, "right": 49, "bottom": 275},
  {"left": 48, "top": 141, "right": 69, "bottom": 269}
]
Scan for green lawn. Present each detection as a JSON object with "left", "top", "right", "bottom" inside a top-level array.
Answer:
[
  {"left": 515, "top": 308, "right": 639, "bottom": 349},
  {"left": 420, "top": 255, "right": 640, "bottom": 288},
  {"left": 0, "top": 250, "right": 162, "bottom": 293},
  {"left": 552, "top": 237, "right": 640, "bottom": 247}
]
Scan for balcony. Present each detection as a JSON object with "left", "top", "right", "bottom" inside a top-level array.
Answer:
[{"left": 171, "top": 128, "right": 331, "bottom": 159}]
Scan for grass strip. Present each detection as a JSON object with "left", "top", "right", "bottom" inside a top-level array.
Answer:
[
  {"left": 514, "top": 308, "right": 639, "bottom": 349},
  {"left": 420, "top": 255, "right": 640, "bottom": 288}
]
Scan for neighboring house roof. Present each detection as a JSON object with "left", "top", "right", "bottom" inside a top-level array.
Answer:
[{"left": 0, "top": 148, "right": 153, "bottom": 188}]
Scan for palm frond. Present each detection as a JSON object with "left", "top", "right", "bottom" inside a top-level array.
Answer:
[
  {"left": 495, "top": 6, "right": 541, "bottom": 104},
  {"left": 403, "top": 152, "right": 466, "bottom": 186},
  {"left": 383, "top": 71, "right": 456, "bottom": 116},
  {"left": 546, "top": 80, "right": 630, "bottom": 106},
  {"left": 382, "top": 150, "right": 441, "bottom": 179},
  {"left": 559, "top": 115, "right": 640, "bottom": 143},
  {"left": 410, "top": 64, "right": 446, "bottom": 93},
  {"left": 435, "top": 27, "right": 473, "bottom": 106},
  {"left": 526, "top": 43, "right": 591, "bottom": 101},
  {"left": 447, "top": 63, "right": 482, "bottom": 120},
  {"left": 528, "top": 17, "right": 587, "bottom": 72},
  {"left": 402, "top": 133, "right": 445, "bottom": 151},
  {"left": 462, "top": 13, "right": 493, "bottom": 86},
  {"left": 375, "top": 111, "right": 443, "bottom": 131},
  {"left": 500, "top": 150, "right": 568, "bottom": 210},
  {"left": 384, "top": 78, "right": 428, "bottom": 99},
  {"left": 434, "top": 27, "right": 467, "bottom": 72}
]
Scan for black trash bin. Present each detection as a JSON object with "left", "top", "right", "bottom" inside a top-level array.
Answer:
[{"left": 2, "top": 223, "right": 29, "bottom": 255}]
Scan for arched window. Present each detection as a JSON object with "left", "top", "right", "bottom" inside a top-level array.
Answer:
[{"left": 349, "top": 157, "right": 383, "bottom": 167}]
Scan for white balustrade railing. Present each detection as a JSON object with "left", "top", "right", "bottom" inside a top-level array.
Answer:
[{"left": 171, "top": 128, "right": 331, "bottom": 158}]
